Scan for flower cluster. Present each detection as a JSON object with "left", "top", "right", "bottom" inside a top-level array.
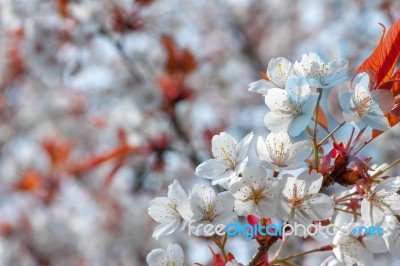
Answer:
[{"left": 147, "top": 30, "right": 400, "bottom": 265}]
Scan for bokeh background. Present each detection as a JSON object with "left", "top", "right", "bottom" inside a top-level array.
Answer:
[{"left": 0, "top": 0, "right": 399, "bottom": 265}]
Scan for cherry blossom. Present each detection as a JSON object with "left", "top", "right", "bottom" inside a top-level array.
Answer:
[
  {"left": 249, "top": 57, "right": 294, "bottom": 95},
  {"left": 360, "top": 176, "right": 400, "bottom": 226},
  {"left": 186, "top": 184, "right": 236, "bottom": 236},
  {"left": 276, "top": 170, "right": 335, "bottom": 233},
  {"left": 332, "top": 230, "right": 373, "bottom": 266},
  {"left": 264, "top": 77, "right": 319, "bottom": 136},
  {"left": 382, "top": 215, "right": 400, "bottom": 258},
  {"left": 294, "top": 52, "right": 348, "bottom": 89},
  {"left": 339, "top": 72, "right": 394, "bottom": 131},
  {"left": 148, "top": 180, "right": 189, "bottom": 239},
  {"left": 229, "top": 165, "right": 279, "bottom": 217},
  {"left": 256, "top": 132, "right": 312, "bottom": 170},
  {"left": 146, "top": 243, "right": 184, "bottom": 266},
  {"left": 195, "top": 132, "right": 253, "bottom": 187}
]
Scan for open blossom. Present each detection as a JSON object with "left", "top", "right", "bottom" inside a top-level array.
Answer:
[
  {"left": 382, "top": 215, "right": 400, "bottom": 258},
  {"left": 187, "top": 184, "right": 236, "bottom": 236},
  {"left": 195, "top": 132, "right": 253, "bottom": 187},
  {"left": 276, "top": 170, "right": 334, "bottom": 233},
  {"left": 148, "top": 180, "right": 188, "bottom": 239},
  {"left": 332, "top": 230, "right": 373, "bottom": 266},
  {"left": 256, "top": 132, "right": 312, "bottom": 170},
  {"left": 229, "top": 166, "right": 279, "bottom": 218},
  {"left": 339, "top": 72, "right": 394, "bottom": 131},
  {"left": 146, "top": 243, "right": 184, "bottom": 266},
  {"left": 249, "top": 57, "right": 294, "bottom": 95},
  {"left": 264, "top": 77, "right": 319, "bottom": 136},
  {"left": 294, "top": 52, "right": 348, "bottom": 89},
  {"left": 360, "top": 176, "right": 400, "bottom": 226}
]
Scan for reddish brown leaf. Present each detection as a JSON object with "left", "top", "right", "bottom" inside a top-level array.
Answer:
[
  {"left": 354, "top": 19, "right": 400, "bottom": 89},
  {"left": 317, "top": 106, "right": 329, "bottom": 132},
  {"left": 161, "top": 35, "right": 196, "bottom": 74},
  {"left": 372, "top": 109, "right": 400, "bottom": 138},
  {"left": 259, "top": 71, "right": 269, "bottom": 81},
  {"left": 379, "top": 68, "right": 400, "bottom": 96}
]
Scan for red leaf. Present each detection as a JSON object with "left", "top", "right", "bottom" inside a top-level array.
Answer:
[
  {"left": 259, "top": 71, "right": 269, "bottom": 81},
  {"left": 161, "top": 35, "right": 196, "bottom": 74},
  {"left": 378, "top": 68, "right": 400, "bottom": 96},
  {"left": 317, "top": 106, "right": 329, "bottom": 132},
  {"left": 354, "top": 19, "right": 400, "bottom": 89},
  {"left": 372, "top": 108, "right": 400, "bottom": 138}
]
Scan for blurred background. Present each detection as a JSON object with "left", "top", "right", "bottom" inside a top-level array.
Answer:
[{"left": 0, "top": 0, "right": 399, "bottom": 265}]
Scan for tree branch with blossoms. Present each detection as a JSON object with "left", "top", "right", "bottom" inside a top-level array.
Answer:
[{"left": 147, "top": 18, "right": 400, "bottom": 266}]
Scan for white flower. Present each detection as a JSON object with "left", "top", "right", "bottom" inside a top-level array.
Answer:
[
  {"left": 294, "top": 52, "right": 348, "bottom": 89},
  {"left": 276, "top": 170, "right": 334, "bottom": 233},
  {"left": 320, "top": 255, "right": 346, "bottom": 266},
  {"left": 187, "top": 185, "right": 236, "bottom": 236},
  {"left": 146, "top": 243, "right": 184, "bottom": 266},
  {"left": 229, "top": 166, "right": 279, "bottom": 218},
  {"left": 382, "top": 215, "right": 400, "bottom": 258},
  {"left": 332, "top": 230, "right": 373, "bottom": 266},
  {"left": 249, "top": 57, "right": 294, "bottom": 95},
  {"left": 148, "top": 180, "right": 188, "bottom": 239},
  {"left": 195, "top": 132, "right": 253, "bottom": 187},
  {"left": 264, "top": 77, "right": 319, "bottom": 136},
  {"left": 256, "top": 132, "right": 312, "bottom": 170},
  {"left": 339, "top": 72, "right": 394, "bottom": 131},
  {"left": 360, "top": 176, "right": 400, "bottom": 226}
]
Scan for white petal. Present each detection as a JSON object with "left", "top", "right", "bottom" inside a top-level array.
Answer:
[
  {"left": 248, "top": 79, "right": 277, "bottom": 95},
  {"left": 297, "top": 170, "right": 323, "bottom": 194},
  {"left": 373, "top": 177, "right": 400, "bottom": 192},
  {"left": 167, "top": 244, "right": 184, "bottom": 266},
  {"left": 234, "top": 199, "right": 256, "bottom": 216},
  {"left": 189, "top": 185, "right": 216, "bottom": 220},
  {"left": 212, "top": 132, "right": 237, "bottom": 168},
  {"left": 302, "top": 193, "right": 335, "bottom": 221},
  {"left": 288, "top": 114, "right": 312, "bottom": 137},
  {"left": 333, "top": 233, "right": 373, "bottom": 266},
  {"left": 214, "top": 191, "right": 235, "bottom": 215},
  {"left": 285, "top": 140, "right": 312, "bottom": 166},
  {"left": 363, "top": 114, "right": 390, "bottom": 131},
  {"left": 237, "top": 132, "right": 254, "bottom": 162},
  {"left": 176, "top": 200, "right": 194, "bottom": 221},
  {"left": 256, "top": 136, "right": 274, "bottom": 163},
  {"left": 256, "top": 198, "right": 277, "bottom": 218},
  {"left": 264, "top": 112, "right": 292, "bottom": 133},
  {"left": 266, "top": 57, "right": 293, "bottom": 88},
  {"left": 146, "top": 248, "right": 166, "bottom": 266},
  {"left": 264, "top": 88, "right": 290, "bottom": 113},
  {"left": 148, "top": 197, "right": 179, "bottom": 223},
  {"left": 168, "top": 180, "right": 187, "bottom": 205},
  {"left": 152, "top": 219, "right": 181, "bottom": 239},
  {"left": 195, "top": 159, "right": 228, "bottom": 179}
]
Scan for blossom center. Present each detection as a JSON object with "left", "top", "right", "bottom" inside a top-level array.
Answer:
[
  {"left": 220, "top": 147, "right": 235, "bottom": 168},
  {"left": 203, "top": 202, "right": 215, "bottom": 221},
  {"left": 354, "top": 95, "right": 371, "bottom": 117}
]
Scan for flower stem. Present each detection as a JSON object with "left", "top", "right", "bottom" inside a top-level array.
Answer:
[
  {"left": 273, "top": 236, "right": 290, "bottom": 260},
  {"left": 334, "top": 191, "right": 358, "bottom": 203},
  {"left": 318, "top": 121, "right": 346, "bottom": 147},
  {"left": 312, "top": 89, "right": 323, "bottom": 170},
  {"left": 270, "top": 244, "right": 333, "bottom": 264},
  {"left": 371, "top": 159, "right": 400, "bottom": 179},
  {"left": 334, "top": 207, "right": 361, "bottom": 216},
  {"left": 212, "top": 234, "right": 228, "bottom": 261}
]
